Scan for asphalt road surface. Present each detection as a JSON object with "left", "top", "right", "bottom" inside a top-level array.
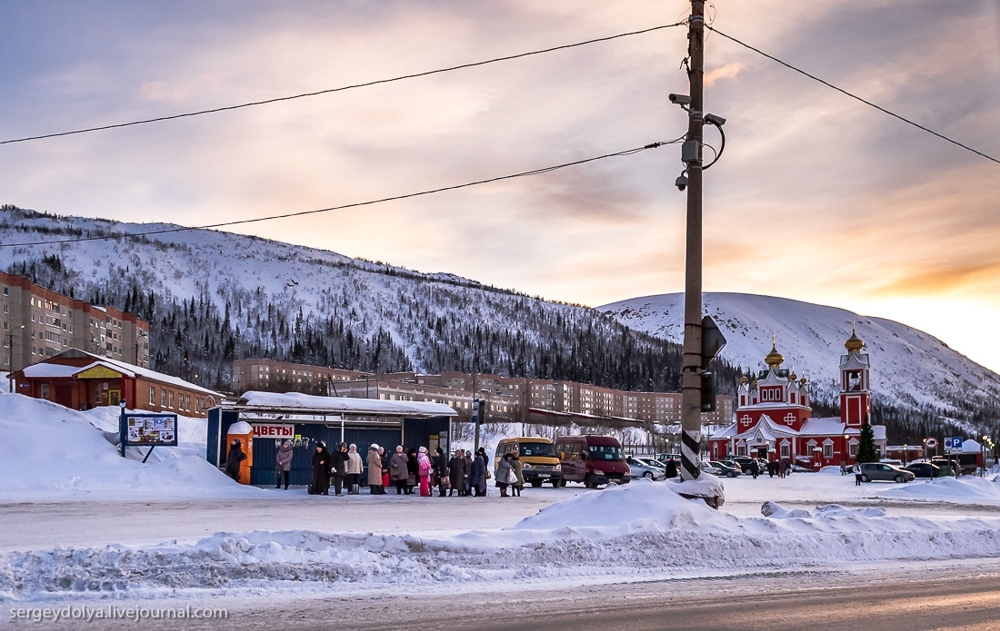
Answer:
[{"left": 13, "top": 562, "right": 998, "bottom": 631}]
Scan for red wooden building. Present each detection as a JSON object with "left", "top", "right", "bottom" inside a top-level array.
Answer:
[
  {"left": 10, "top": 349, "right": 221, "bottom": 417},
  {"left": 710, "top": 327, "right": 886, "bottom": 468}
]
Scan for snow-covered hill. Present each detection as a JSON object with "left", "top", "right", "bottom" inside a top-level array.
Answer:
[
  {"left": 0, "top": 206, "right": 680, "bottom": 392},
  {"left": 599, "top": 293, "right": 1000, "bottom": 421}
]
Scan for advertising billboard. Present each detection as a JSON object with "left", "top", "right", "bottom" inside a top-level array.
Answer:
[{"left": 122, "top": 413, "right": 179, "bottom": 447}]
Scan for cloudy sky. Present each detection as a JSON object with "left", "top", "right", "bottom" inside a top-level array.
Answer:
[{"left": 2, "top": 1, "right": 999, "bottom": 372}]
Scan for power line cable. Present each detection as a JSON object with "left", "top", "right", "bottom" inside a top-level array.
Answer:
[
  {"left": 0, "top": 140, "right": 678, "bottom": 248},
  {"left": 1, "top": 23, "right": 684, "bottom": 146},
  {"left": 706, "top": 25, "right": 999, "bottom": 165}
]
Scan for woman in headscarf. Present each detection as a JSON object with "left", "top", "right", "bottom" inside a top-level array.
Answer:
[
  {"left": 417, "top": 446, "right": 433, "bottom": 497},
  {"left": 367, "top": 444, "right": 384, "bottom": 495},
  {"left": 311, "top": 441, "right": 331, "bottom": 495},
  {"left": 346, "top": 443, "right": 364, "bottom": 494},
  {"left": 389, "top": 446, "right": 409, "bottom": 495}
]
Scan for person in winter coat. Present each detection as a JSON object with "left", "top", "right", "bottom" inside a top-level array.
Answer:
[
  {"left": 225, "top": 438, "right": 246, "bottom": 482},
  {"left": 463, "top": 450, "right": 474, "bottom": 496},
  {"left": 665, "top": 457, "right": 678, "bottom": 479},
  {"left": 510, "top": 450, "right": 524, "bottom": 497},
  {"left": 380, "top": 446, "right": 390, "bottom": 489},
  {"left": 417, "top": 446, "right": 433, "bottom": 497},
  {"left": 448, "top": 449, "right": 467, "bottom": 497},
  {"left": 389, "top": 446, "right": 410, "bottom": 495},
  {"left": 749, "top": 458, "right": 761, "bottom": 480},
  {"left": 275, "top": 440, "right": 293, "bottom": 490},
  {"left": 346, "top": 444, "right": 364, "bottom": 494},
  {"left": 432, "top": 447, "right": 449, "bottom": 497},
  {"left": 495, "top": 453, "right": 514, "bottom": 497},
  {"left": 329, "top": 442, "right": 349, "bottom": 496},
  {"left": 470, "top": 450, "right": 487, "bottom": 497},
  {"left": 853, "top": 462, "right": 863, "bottom": 486},
  {"left": 311, "top": 442, "right": 332, "bottom": 495},
  {"left": 406, "top": 448, "right": 419, "bottom": 494},
  {"left": 367, "top": 444, "right": 384, "bottom": 495}
]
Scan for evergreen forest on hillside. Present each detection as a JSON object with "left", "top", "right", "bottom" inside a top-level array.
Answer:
[{"left": 4, "top": 203, "right": 994, "bottom": 445}]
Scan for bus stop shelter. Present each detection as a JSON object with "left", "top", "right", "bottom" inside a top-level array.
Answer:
[{"left": 207, "top": 391, "right": 456, "bottom": 486}]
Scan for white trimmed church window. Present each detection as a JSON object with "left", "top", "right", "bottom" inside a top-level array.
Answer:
[
  {"left": 823, "top": 444, "right": 833, "bottom": 458},
  {"left": 780, "top": 444, "right": 790, "bottom": 458}
]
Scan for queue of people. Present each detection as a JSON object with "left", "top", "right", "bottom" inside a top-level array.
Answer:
[{"left": 289, "top": 441, "right": 525, "bottom": 498}]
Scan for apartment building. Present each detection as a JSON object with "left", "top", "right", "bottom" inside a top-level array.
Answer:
[
  {"left": 232, "top": 358, "right": 370, "bottom": 394},
  {"left": 232, "top": 358, "right": 733, "bottom": 426},
  {"left": 1, "top": 271, "right": 149, "bottom": 374}
]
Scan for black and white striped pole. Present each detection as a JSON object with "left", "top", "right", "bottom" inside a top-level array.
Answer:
[
  {"left": 672, "top": 0, "right": 726, "bottom": 507},
  {"left": 679, "top": 0, "right": 706, "bottom": 486}
]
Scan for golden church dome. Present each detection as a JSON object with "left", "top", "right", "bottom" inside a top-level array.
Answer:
[
  {"left": 764, "top": 343, "right": 784, "bottom": 367},
  {"left": 740, "top": 375, "right": 749, "bottom": 384},
  {"left": 845, "top": 323, "right": 865, "bottom": 352}
]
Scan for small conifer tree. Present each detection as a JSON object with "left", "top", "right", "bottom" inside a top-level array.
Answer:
[{"left": 856, "top": 418, "right": 879, "bottom": 463}]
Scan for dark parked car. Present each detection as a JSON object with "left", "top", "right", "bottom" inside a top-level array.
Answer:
[
  {"left": 904, "top": 462, "right": 941, "bottom": 478},
  {"left": 718, "top": 459, "right": 743, "bottom": 473},
  {"left": 709, "top": 460, "right": 741, "bottom": 478},
  {"left": 732, "top": 456, "right": 766, "bottom": 475},
  {"left": 859, "top": 462, "right": 915, "bottom": 483}
]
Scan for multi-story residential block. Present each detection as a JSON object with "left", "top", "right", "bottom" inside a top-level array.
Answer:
[
  {"left": 231, "top": 358, "right": 733, "bottom": 427},
  {"left": 1, "top": 271, "right": 149, "bottom": 375}
]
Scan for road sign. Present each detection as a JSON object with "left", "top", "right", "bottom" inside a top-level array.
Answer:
[{"left": 925, "top": 437, "right": 938, "bottom": 449}]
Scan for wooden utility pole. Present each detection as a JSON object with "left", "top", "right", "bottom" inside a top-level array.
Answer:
[{"left": 680, "top": 0, "right": 706, "bottom": 482}]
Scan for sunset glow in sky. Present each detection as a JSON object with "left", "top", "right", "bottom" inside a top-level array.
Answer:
[{"left": 2, "top": 1, "right": 999, "bottom": 372}]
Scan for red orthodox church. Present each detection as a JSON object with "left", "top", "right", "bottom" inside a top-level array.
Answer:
[{"left": 710, "top": 327, "right": 886, "bottom": 468}]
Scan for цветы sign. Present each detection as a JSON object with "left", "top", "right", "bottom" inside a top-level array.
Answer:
[{"left": 252, "top": 424, "right": 295, "bottom": 438}]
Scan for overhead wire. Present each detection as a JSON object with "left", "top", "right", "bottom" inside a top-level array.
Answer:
[
  {"left": 0, "top": 139, "right": 680, "bottom": 249},
  {"left": 0, "top": 23, "right": 685, "bottom": 146},
  {"left": 706, "top": 25, "right": 999, "bottom": 165}
]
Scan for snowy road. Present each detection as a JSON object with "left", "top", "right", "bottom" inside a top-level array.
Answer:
[
  {"left": 7, "top": 560, "right": 998, "bottom": 630},
  {"left": 4, "top": 477, "right": 999, "bottom": 551}
]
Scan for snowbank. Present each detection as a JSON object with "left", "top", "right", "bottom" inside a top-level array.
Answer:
[
  {"left": 0, "top": 394, "right": 258, "bottom": 501},
  {"left": 3, "top": 394, "right": 1000, "bottom": 604},
  {"left": 4, "top": 486, "right": 1000, "bottom": 602}
]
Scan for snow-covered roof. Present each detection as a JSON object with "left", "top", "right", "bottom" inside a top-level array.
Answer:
[
  {"left": 21, "top": 364, "right": 83, "bottom": 379},
  {"left": 799, "top": 417, "right": 847, "bottom": 436},
  {"left": 235, "top": 391, "right": 456, "bottom": 417},
  {"left": 22, "top": 350, "right": 221, "bottom": 397}
]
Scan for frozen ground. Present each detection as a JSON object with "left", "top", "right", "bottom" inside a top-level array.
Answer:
[{"left": 1, "top": 394, "right": 999, "bottom": 608}]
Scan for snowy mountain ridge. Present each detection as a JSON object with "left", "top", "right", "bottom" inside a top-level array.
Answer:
[
  {"left": 3, "top": 206, "right": 998, "bottom": 436},
  {"left": 0, "top": 205, "right": 682, "bottom": 392},
  {"left": 599, "top": 293, "right": 1000, "bottom": 424}
]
